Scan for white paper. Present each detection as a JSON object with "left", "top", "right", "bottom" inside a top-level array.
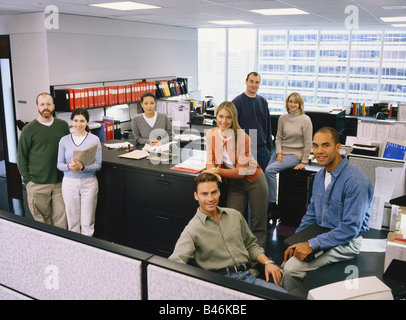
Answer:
[
  {"left": 345, "top": 136, "right": 371, "bottom": 146},
  {"left": 398, "top": 104, "right": 406, "bottom": 121},
  {"left": 369, "top": 167, "right": 403, "bottom": 230},
  {"left": 167, "top": 101, "right": 190, "bottom": 127},
  {"left": 390, "top": 205, "right": 399, "bottom": 232},
  {"left": 174, "top": 133, "right": 201, "bottom": 142},
  {"left": 356, "top": 119, "right": 399, "bottom": 143},
  {"left": 384, "top": 241, "right": 406, "bottom": 271},
  {"left": 142, "top": 141, "right": 177, "bottom": 153},
  {"left": 174, "top": 156, "right": 206, "bottom": 171},
  {"left": 104, "top": 142, "right": 134, "bottom": 149},
  {"left": 156, "top": 100, "right": 167, "bottom": 114},
  {"left": 118, "top": 149, "right": 149, "bottom": 159},
  {"left": 360, "top": 238, "right": 387, "bottom": 252}
]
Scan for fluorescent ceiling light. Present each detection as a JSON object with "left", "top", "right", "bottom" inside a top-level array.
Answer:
[
  {"left": 208, "top": 20, "right": 253, "bottom": 25},
  {"left": 392, "top": 24, "right": 406, "bottom": 27},
  {"left": 380, "top": 16, "right": 406, "bottom": 23},
  {"left": 383, "top": 6, "right": 406, "bottom": 10},
  {"left": 90, "top": 1, "right": 161, "bottom": 11},
  {"left": 250, "top": 8, "right": 309, "bottom": 16}
]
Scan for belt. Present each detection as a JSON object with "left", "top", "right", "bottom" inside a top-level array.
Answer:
[{"left": 214, "top": 263, "right": 251, "bottom": 275}]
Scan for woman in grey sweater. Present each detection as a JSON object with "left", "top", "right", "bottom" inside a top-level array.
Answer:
[
  {"left": 264, "top": 92, "right": 313, "bottom": 224},
  {"left": 131, "top": 92, "right": 172, "bottom": 145}
]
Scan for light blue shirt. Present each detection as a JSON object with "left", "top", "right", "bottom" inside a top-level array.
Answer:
[
  {"left": 57, "top": 133, "right": 102, "bottom": 179},
  {"left": 297, "top": 156, "right": 373, "bottom": 251}
]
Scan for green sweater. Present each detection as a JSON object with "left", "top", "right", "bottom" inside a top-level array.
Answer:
[{"left": 17, "top": 118, "right": 70, "bottom": 184}]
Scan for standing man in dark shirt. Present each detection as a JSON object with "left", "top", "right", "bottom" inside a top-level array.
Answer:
[
  {"left": 232, "top": 72, "right": 272, "bottom": 171},
  {"left": 17, "top": 93, "right": 70, "bottom": 228}
]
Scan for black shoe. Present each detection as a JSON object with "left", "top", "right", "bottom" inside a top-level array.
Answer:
[{"left": 267, "top": 202, "right": 279, "bottom": 226}]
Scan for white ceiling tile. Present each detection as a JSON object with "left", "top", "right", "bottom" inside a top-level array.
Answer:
[{"left": 0, "top": 0, "right": 404, "bottom": 29}]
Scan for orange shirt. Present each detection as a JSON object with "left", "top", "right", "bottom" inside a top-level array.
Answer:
[{"left": 205, "top": 127, "right": 262, "bottom": 183}]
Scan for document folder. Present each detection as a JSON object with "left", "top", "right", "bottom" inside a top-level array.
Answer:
[{"left": 284, "top": 222, "right": 331, "bottom": 262}]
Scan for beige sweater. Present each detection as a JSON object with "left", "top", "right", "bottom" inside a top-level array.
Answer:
[{"left": 275, "top": 111, "right": 313, "bottom": 163}]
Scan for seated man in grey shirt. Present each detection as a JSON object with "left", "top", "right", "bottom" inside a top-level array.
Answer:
[{"left": 169, "top": 172, "right": 287, "bottom": 293}]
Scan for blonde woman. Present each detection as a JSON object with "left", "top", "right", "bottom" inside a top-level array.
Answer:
[
  {"left": 204, "top": 101, "right": 268, "bottom": 249},
  {"left": 264, "top": 92, "right": 313, "bottom": 223}
]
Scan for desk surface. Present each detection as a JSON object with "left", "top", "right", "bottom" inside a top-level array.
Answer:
[
  {"left": 102, "top": 140, "right": 199, "bottom": 178},
  {"left": 290, "top": 228, "right": 390, "bottom": 299}
]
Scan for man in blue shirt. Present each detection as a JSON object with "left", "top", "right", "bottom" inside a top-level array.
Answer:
[
  {"left": 281, "top": 127, "right": 373, "bottom": 291},
  {"left": 232, "top": 72, "right": 272, "bottom": 171}
]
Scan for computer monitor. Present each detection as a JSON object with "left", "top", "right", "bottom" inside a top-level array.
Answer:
[
  {"left": 383, "top": 140, "right": 406, "bottom": 161},
  {"left": 390, "top": 161, "right": 406, "bottom": 206}
]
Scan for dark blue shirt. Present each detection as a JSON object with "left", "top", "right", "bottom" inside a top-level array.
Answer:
[{"left": 232, "top": 93, "right": 272, "bottom": 150}]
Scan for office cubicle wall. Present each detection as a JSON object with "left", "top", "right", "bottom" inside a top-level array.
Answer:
[
  {"left": 146, "top": 256, "right": 298, "bottom": 300},
  {"left": 348, "top": 154, "right": 405, "bottom": 189},
  {"left": 0, "top": 211, "right": 149, "bottom": 300},
  {"left": 0, "top": 284, "right": 31, "bottom": 300},
  {"left": 147, "top": 265, "right": 260, "bottom": 300},
  {"left": 0, "top": 211, "right": 299, "bottom": 300}
]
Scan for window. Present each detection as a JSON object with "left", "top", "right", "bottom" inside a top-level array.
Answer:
[
  {"left": 198, "top": 29, "right": 226, "bottom": 102},
  {"left": 381, "top": 32, "right": 406, "bottom": 104},
  {"left": 258, "top": 30, "right": 287, "bottom": 112},
  {"left": 317, "top": 31, "right": 349, "bottom": 108},
  {"left": 227, "top": 29, "right": 256, "bottom": 100},
  {"left": 347, "top": 31, "right": 382, "bottom": 104},
  {"left": 198, "top": 29, "right": 406, "bottom": 113},
  {"left": 286, "top": 30, "right": 318, "bottom": 106}
]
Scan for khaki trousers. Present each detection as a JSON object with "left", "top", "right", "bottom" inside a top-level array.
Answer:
[
  {"left": 226, "top": 173, "right": 268, "bottom": 249},
  {"left": 280, "top": 236, "right": 362, "bottom": 291},
  {"left": 62, "top": 176, "right": 98, "bottom": 237},
  {"left": 26, "top": 181, "right": 67, "bottom": 229}
]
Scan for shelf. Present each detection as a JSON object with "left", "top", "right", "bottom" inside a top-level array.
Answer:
[{"left": 50, "top": 77, "right": 189, "bottom": 112}]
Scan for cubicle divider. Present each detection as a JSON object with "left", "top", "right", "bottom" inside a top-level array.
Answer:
[
  {"left": 145, "top": 255, "right": 298, "bottom": 300},
  {"left": 348, "top": 154, "right": 405, "bottom": 189},
  {"left": 0, "top": 210, "right": 298, "bottom": 300},
  {"left": 0, "top": 210, "right": 151, "bottom": 300}
]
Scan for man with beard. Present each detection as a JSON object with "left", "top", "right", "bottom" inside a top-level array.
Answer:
[{"left": 17, "top": 92, "right": 70, "bottom": 228}]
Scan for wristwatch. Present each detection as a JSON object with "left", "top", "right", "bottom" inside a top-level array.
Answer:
[{"left": 264, "top": 260, "right": 275, "bottom": 266}]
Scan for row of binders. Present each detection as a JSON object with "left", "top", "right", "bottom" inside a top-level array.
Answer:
[
  {"left": 54, "top": 81, "right": 155, "bottom": 111},
  {"left": 53, "top": 78, "right": 189, "bottom": 111},
  {"left": 351, "top": 102, "right": 396, "bottom": 118},
  {"left": 155, "top": 78, "right": 188, "bottom": 99}
]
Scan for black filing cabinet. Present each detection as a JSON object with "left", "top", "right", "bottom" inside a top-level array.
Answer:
[
  {"left": 94, "top": 163, "right": 127, "bottom": 245},
  {"left": 124, "top": 169, "right": 197, "bottom": 257},
  {"left": 278, "top": 169, "right": 316, "bottom": 227},
  {"left": 95, "top": 141, "right": 229, "bottom": 258},
  {"left": 306, "top": 110, "right": 346, "bottom": 144}
]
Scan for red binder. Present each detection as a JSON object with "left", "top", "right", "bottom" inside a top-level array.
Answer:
[
  {"left": 60, "top": 89, "right": 75, "bottom": 110},
  {"left": 126, "top": 85, "right": 132, "bottom": 103},
  {"left": 118, "top": 85, "right": 125, "bottom": 104},
  {"left": 88, "top": 88, "right": 94, "bottom": 108},
  {"left": 101, "top": 87, "right": 106, "bottom": 106},
  {"left": 83, "top": 88, "right": 89, "bottom": 108},
  {"left": 102, "top": 121, "right": 114, "bottom": 140}
]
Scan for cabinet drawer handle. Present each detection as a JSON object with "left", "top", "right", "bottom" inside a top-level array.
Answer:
[
  {"left": 156, "top": 215, "right": 170, "bottom": 221},
  {"left": 156, "top": 180, "right": 171, "bottom": 185},
  {"left": 156, "top": 248, "right": 172, "bottom": 255}
]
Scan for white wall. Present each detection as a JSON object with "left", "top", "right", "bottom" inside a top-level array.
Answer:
[
  {"left": 1, "top": 13, "right": 198, "bottom": 123},
  {"left": 0, "top": 13, "right": 50, "bottom": 123},
  {"left": 47, "top": 14, "right": 198, "bottom": 85},
  {"left": 10, "top": 32, "right": 51, "bottom": 123}
]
